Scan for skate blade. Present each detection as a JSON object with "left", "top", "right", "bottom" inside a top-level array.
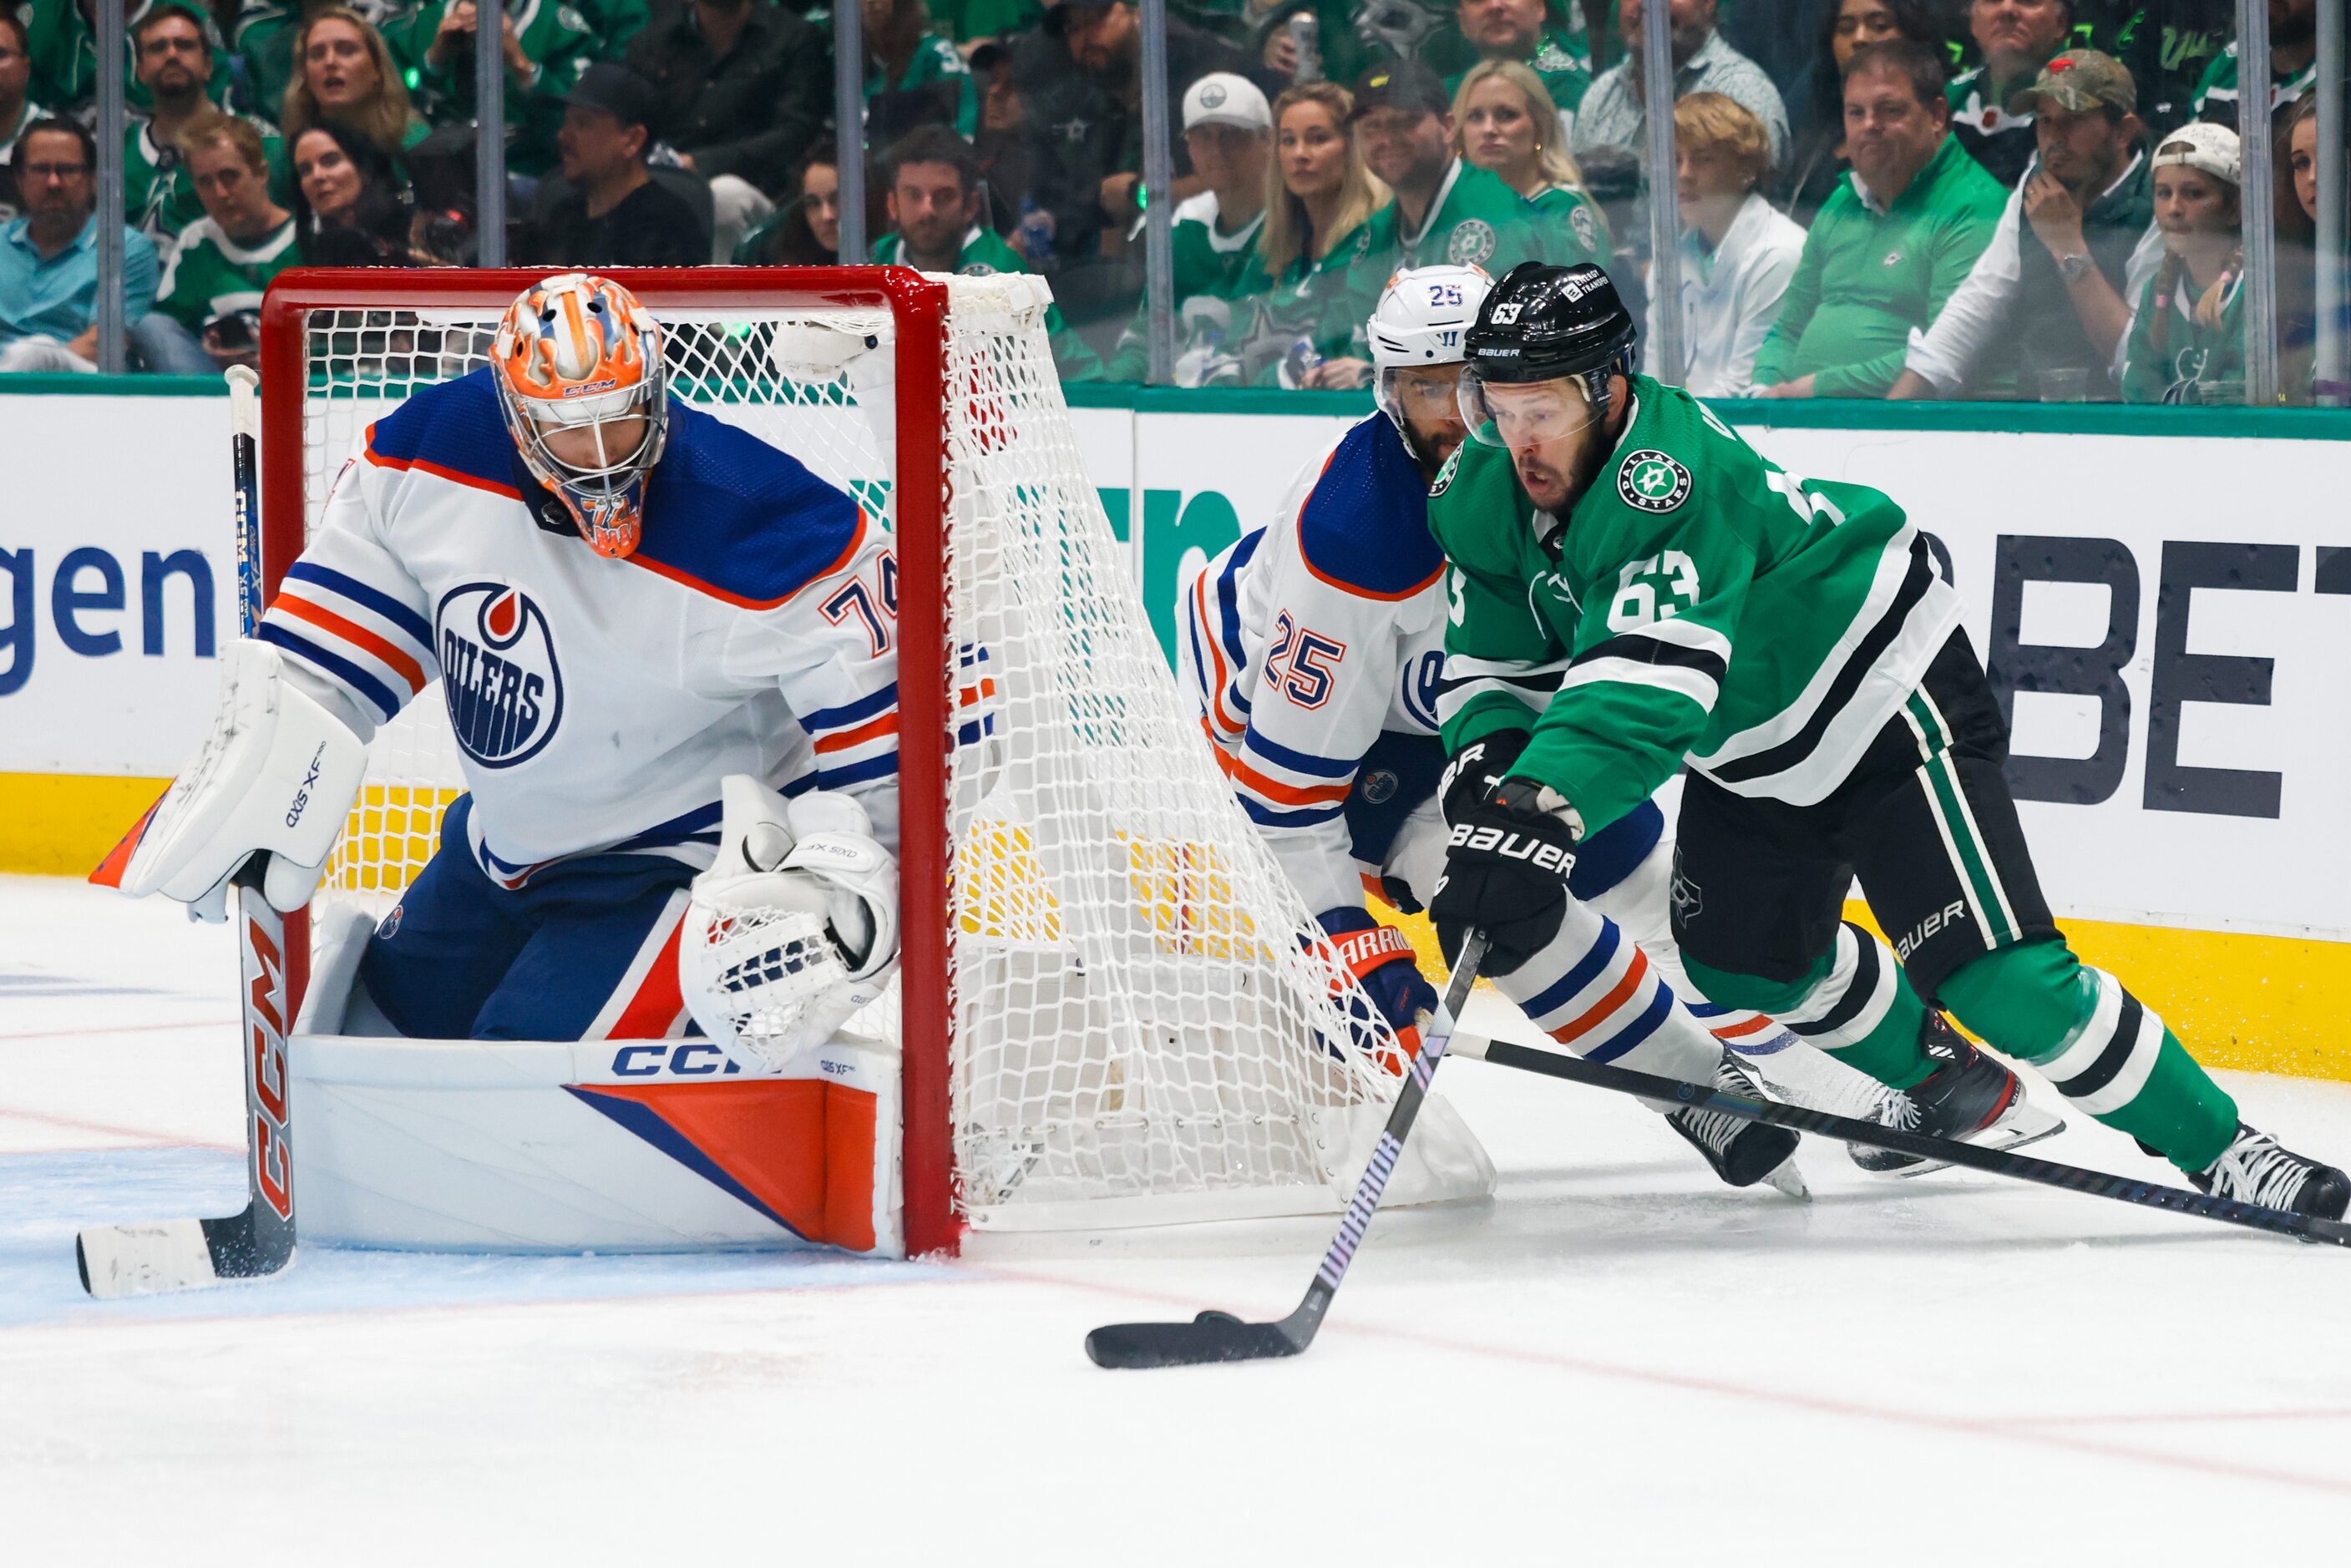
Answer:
[
  {"left": 1861, "top": 1101, "right": 2066, "bottom": 1179},
  {"left": 1761, "top": 1156, "right": 1811, "bottom": 1201}
]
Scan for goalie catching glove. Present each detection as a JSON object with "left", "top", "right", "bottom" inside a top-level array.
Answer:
[
  {"left": 91, "top": 640, "right": 368, "bottom": 920},
  {"left": 679, "top": 774, "right": 901, "bottom": 1072}
]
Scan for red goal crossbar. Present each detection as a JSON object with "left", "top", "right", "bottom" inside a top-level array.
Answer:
[{"left": 256, "top": 266, "right": 962, "bottom": 1257}]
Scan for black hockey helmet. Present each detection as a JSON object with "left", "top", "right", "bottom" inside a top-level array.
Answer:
[{"left": 1458, "top": 261, "right": 1638, "bottom": 448}]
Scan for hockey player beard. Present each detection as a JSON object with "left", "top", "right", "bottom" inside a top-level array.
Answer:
[{"left": 1509, "top": 418, "right": 1609, "bottom": 516}]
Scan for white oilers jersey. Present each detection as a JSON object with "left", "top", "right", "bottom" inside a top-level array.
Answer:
[
  {"left": 259, "top": 368, "right": 901, "bottom": 887},
  {"left": 1183, "top": 412, "right": 1447, "bottom": 918}
]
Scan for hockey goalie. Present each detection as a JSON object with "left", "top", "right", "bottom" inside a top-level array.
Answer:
[{"left": 97, "top": 274, "right": 908, "bottom": 1253}]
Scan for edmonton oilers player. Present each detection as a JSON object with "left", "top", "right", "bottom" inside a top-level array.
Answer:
[
  {"left": 1184, "top": 266, "right": 1889, "bottom": 1194},
  {"left": 100, "top": 275, "right": 901, "bottom": 1044}
]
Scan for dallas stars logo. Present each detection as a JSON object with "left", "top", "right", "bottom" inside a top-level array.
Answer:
[{"left": 1618, "top": 450, "right": 1692, "bottom": 513}]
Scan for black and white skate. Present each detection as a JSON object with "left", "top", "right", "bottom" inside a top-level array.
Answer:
[
  {"left": 1851, "top": 1014, "right": 2063, "bottom": 1177},
  {"left": 1666, "top": 1058, "right": 1809, "bottom": 1197},
  {"left": 2191, "top": 1125, "right": 2351, "bottom": 1221}
]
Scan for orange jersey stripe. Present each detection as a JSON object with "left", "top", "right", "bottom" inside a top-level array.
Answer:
[
  {"left": 1549, "top": 948, "right": 1650, "bottom": 1046},
  {"left": 272, "top": 592, "right": 428, "bottom": 693}
]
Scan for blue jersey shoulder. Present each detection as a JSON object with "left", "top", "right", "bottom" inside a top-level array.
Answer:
[
  {"left": 635, "top": 402, "right": 864, "bottom": 608},
  {"left": 1294, "top": 414, "right": 1444, "bottom": 599},
  {"left": 367, "top": 367, "right": 520, "bottom": 493}
]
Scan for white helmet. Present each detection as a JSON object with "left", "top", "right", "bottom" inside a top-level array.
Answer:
[{"left": 1367, "top": 264, "right": 1491, "bottom": 453}]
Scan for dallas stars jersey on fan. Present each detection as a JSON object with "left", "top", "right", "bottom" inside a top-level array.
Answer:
[
  {"left": 1345, "top": 161, "right": 1581, "bottom": 357},
  {"left": 1428, "top": 375, "right": 1959, "bottom": 835},
  {"left": 155, "top": 213, "right": 299, "bottom": 334},
  {"left": 869, "top": 225, "right": 1105, "bottom": 382},
  {"left": 1107, "top": 190, "right": 1266, "bottom": 382}
]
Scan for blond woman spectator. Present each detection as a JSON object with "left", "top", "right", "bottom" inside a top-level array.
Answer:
[
  {"left": 281, "top": 8, "right": 427, "bottom": 167},
  {"left": 1453, "top": 58, "right": 1609, "bottom": 266}
]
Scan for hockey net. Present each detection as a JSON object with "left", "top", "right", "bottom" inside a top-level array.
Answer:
[{"left": 260, "top": 267, "right": 1485, "bottom": 1253}]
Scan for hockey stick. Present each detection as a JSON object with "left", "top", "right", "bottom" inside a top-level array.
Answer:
[
  {"left": 1085, "top": 933, "right": 1490, "bottom": 1368},
  {"left": 1452, "top": 1033, "right": 2351, "bottom": 1248},
  {"left": 77, "top": 367, "right": 301, "bottom": 1299}
]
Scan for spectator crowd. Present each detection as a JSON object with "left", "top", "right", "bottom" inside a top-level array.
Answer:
[{"left": 0, "top": 0, "right": 2338, "bottom": 403}]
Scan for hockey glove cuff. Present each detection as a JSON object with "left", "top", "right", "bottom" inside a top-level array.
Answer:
[
  {"left": 1438, "top": 729, "right": 1533, "bottom": 827},
  {"left": 1431, "top": 777, "right": 1582, "bottom": 977},
  {"left": 1317, "top": 907, "right": 1437, "bottom": 1075}
]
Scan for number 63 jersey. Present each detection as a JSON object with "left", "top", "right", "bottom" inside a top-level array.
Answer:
[
  {"left": 1429, "top": 374, "right": 1962, "bottom": 838},
  {"left": 256, "top": 367, "right": 902, "bottom": 888},
  {"left": 1181, "top": 412, "right": 1452, "bottom": 921}
]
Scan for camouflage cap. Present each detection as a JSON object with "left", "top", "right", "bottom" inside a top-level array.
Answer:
[{"left": 2004, "top": 49, "right": 2136, "bottom": 117}]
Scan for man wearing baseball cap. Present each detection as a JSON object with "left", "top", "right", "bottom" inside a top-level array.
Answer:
[
  {"left": 2120, "top": 119, "right": 2247, "bottom": 402},
  {"left": 1344, "top": 58, "right": 1558, "bottom": 352},
  {"left": 1893, "top": 49, "right": 2157, "bottom": 402},
  {"left": 1107, "top": 71, "right": 1273, "bottom": 382},
  {"left": 521, "top": 63, "right": 710, "bottom": 268}
]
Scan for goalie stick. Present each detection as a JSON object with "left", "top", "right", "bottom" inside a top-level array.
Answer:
[
  {"left": 1085, "top": 933, "right": 1490, "bottom": 1369},
  {"left": 1453, "top": 1033, "right": 2351, "bottom": 1248},
  {"left": 77, "top": 367, "right": 301, "bottom": 1299}
]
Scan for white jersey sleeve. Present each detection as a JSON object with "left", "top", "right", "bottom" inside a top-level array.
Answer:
[
  {"left": 256, "top": 448, "right": 438, "bottom": 742},
  {"left": 1183, "top": 414, "right": 1447, "bottom": 919}
]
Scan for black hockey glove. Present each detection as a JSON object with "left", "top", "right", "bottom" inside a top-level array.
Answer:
[
  {"left": 1430, "top": 777, "right": 1582, "bottom": 978},
  {"left": 1438, "top": 729, "right": 1533, "bottom": 827}
]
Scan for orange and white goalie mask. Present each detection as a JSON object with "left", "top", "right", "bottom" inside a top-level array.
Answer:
[{"left": 491, "top": 273, "right": 668, "bottom": 559}]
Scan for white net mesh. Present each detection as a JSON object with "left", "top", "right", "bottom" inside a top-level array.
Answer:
[{"left": 286, "top": 273, "right": 1411, "bottom": 1231}]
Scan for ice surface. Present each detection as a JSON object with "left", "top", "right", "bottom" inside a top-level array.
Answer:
[{"left": 3, "top": 872, "right": 2349, "bottom": 1562}]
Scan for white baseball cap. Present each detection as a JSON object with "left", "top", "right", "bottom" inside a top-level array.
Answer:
[
  {"left": 2151, "top": 120, "right": 2241, "bottom": 189},
  {"left": 1183, "top": 72, "right": 1272, "bottom": 134}
]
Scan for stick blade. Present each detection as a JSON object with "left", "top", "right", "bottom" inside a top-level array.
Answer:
[
  {"left": 75, "top": 1210, "right": 293, "bottom": 1298},
  {"left": 1085, "top": 1311, "right": 1306, "bottom": 1369}
]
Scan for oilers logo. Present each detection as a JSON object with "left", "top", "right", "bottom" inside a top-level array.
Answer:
[{"left": 438, "top": 583, "right": 565, "bottom": 768}]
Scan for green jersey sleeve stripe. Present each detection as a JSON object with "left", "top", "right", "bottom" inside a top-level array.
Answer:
[
  {"left": 1573, "top": 615, "right": 1734, "bottom": 667},
  {"left": 1561, "top": 657, "right": 1721, "bottom": 712}
]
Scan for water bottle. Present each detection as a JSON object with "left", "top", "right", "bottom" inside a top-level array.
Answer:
[
  {"left": 1017, "top": 199, "right": 1056, "bottom": 265},
  {"left": 1288, "top": 12, "right": 1320, "bottom": 83}
]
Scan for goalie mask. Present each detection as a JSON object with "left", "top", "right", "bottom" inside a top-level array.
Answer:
[{"left": 492, "top": 273, "right": 668, "bottom": 560}]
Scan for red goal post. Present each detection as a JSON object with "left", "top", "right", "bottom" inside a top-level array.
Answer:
[{"left": 256, "top": 266, "right": 960, "bottom": 1256}]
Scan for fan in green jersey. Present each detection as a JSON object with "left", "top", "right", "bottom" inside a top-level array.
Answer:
[
  {"left": 869, "top": 125, "right": 1104, "bottom": 383},
  {"left": 132, "top": 109, "right": 300, "bottom": 376},
  {"left": 1427, "top": 258, "right": 2351, "bottom": 1220},
  {"left": 125, "top": 5, "right": 261, "bottom": 244}
]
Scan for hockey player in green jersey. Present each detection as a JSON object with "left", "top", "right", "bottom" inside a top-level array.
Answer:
[{"left": 1426, "top": 260, "right": 2351, "bottom": 1218}]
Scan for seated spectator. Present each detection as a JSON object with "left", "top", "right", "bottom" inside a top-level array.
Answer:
[
  {"left": 133, "top": 112, "right": 298, "bottom": 375},
  {"left": 127, "top": 5, "right": 237, "bottom": 245},
  {"left": 1454, "top": 58, "right": 1609, "bottom": 265},
  {"left": 519, "top": 63, "right": 710, "bottom": 268},
  {"left": 1948, "top": 0, "right": 2074, "bottom": 189},
  {"left": 1051, "top": 0, "right": 1254, "bottom": 251},
  {"left": 2121, "top": 122, "right": 2246, "bottom": 403},
  {"left": 1780, "top": 0, "right": 1942, "bottom": 226},
  {"left": 871, "top": 124, "right": 1104, "bottom": 380},
  {"left": 863, "top": 0, "right": 977, "bottom": 139},
  {"left": 1227, "top": 79, "right": 1386, "bottom": 386},
  {"left": 1354, "top": 62, "right": 1558, "bottom": 281},
  {"left": 1751, "top": 40, "right": 2004, "bottom": 398},
  {"left": 1572, "top": 0, "right": 1788, "bottom": 172},
  {"left": 388, "top": 1, "right": 598, "bottom": 179},
  {"left": 734, "top": 152, "right": 840, "bottom": 265},
  {"left": 1649, "top": 90, "right": 1803, "bottom": 395},
  {"left": 1107, "top": 71, "right": 1274, "bottom": 382},
  {"left": 0, "top": 119, "right": 160, "bottom": 372},
  {"left": 626, "top": 0, "right": 830, "bottom": 258},
  {"left": 0, "top": 13, "right": 48, "bottom": 223},
  {"left": 28, "top": 0, "right": 232, "bottom": 116},
  {"left": 2283, "top": 96, "right": 2349, "bottom": 402},
  {"left": 236, "top": 1, "right": 340, "bottom": 125},
  {"left": 1446, "top": 0, "right": 1594, "bottom": 129},
  {"left": 2191, "top": 0, "right": 2321, "bottom": 134},
  {"left": 281, "top": 8, "right": 428, "bottom": 165},
  {"left": 969, "top": 37, "right": 1036, "bottom": 235},
  {"left": 290, "top": 119, "right": 413, "bottom": 265},
  {"left": 1893, "top": 49, "right": 2156, "bottom": 402}
]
